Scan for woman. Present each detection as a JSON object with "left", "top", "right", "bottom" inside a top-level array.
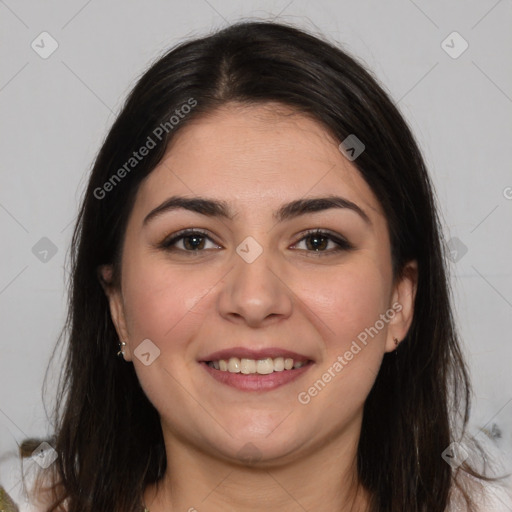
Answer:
[{"left": 6, "top": 20, "right": 511, "bottom": 512}]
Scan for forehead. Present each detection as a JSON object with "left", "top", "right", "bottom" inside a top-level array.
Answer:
[{"left": 133, "top": 102, "right": 385, "bottom": 223}]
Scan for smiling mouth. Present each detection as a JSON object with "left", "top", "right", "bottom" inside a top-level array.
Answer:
[{"left": 204, "top": 357, "right": 314, "bottom": 375}]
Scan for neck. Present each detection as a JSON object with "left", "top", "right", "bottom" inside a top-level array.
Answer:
[{"left": 143, "top": 413, "right": 369, "bottom": 512}]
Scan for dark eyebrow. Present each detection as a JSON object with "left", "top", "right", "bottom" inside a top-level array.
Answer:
[{"left": 143, "top": 195, "right": 371, "bottom": 226}]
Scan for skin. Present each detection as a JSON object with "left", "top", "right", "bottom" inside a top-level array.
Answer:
[{"left": 100, "top": 102, "right": 418, "bottom": 512}]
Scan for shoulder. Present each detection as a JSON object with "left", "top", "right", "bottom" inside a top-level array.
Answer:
[
  {"left": 446, "top": 429, "right": 512, "bottom": 512},
  {"left": 447, "top": 470, "right": 512, "bottom": 512},
  {"left": 0, "top": 446, "right": 66, "bottom": 512},
  {"left": 0, "top": 446, "right": 37, "bottom": 511}
]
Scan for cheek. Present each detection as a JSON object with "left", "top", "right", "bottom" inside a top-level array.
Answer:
[
  {"left": 121, "top": 253, "right": 213, "bottom": 348},
  {"left": 299, "top": 269, "right": 389, "bottom": 414},
  {"left": 120, "top": 256, "right": 217, "bottom": 410},
  {"left": 302, "top": 263, "right": 390, "bottom": 347},
  {"left": 293, "top": 264, "right": 391, "bottom": 429}
]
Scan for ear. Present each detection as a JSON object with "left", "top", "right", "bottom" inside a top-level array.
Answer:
[
  {"left": 385, "top": 260, "right": 418, "bottom": 353},
  {"left": 97, "top": 264, "right": 132, "bottom": 361}
]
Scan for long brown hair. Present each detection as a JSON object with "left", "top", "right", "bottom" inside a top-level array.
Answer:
[{"left": 21, "top": 20, "right": 507, "bottom": 511}]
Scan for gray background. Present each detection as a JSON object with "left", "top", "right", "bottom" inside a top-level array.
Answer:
[{"left": 1, "top": 0, "right": 511, "bottom": 478}]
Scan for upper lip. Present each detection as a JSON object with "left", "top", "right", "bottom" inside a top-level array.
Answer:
[{"left": 199, "top": 347, "right": 313, "bottom": 363}]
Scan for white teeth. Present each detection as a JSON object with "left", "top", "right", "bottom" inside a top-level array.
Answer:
[
  {"left": 208, "top": 356, "right": 309, "bottom": 374},
  {"left": 228, "top": 358, "right": 241, "bottom": 373},
  {"left": 273, "top": 357, "right": 285, "bottom": 372},
  {"left": 240, "top": 358, "right": 256, "bottom": 374},
  {"left": 256, "top": 358, "right": 273, "bottom": 375}
]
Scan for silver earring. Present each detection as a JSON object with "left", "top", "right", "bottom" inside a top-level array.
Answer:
[{"left": 117, "top": 341, "right": 126, "bottom": 357}]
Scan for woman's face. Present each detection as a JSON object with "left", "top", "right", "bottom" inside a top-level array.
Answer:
[{"left": 102, "top": 102, "right": 417, "bottom": 465}]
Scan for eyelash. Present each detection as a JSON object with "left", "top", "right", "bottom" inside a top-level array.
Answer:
[{"left": 158, "top": 228, "right": 354, "bottom": 256}]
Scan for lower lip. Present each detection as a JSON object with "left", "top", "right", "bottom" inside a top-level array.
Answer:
[{"left": 200, "top": 361, "right": 314, "bottom": 391}]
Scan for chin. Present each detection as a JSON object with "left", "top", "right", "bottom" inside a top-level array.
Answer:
[{"left": 214, "top": 429, "right": 310, "bottom": 466}]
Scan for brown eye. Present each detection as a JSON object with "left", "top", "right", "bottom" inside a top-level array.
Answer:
[
  {"left": 160, "top": 229, "right": 221, "bottom": 252},
  {"left": 292, "top": 229, "right": 353, "bottom": 254}
]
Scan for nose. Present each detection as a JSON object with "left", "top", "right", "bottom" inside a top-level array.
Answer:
[{"left": 217, "top": 242, "right": 293, "bottom": 328}]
